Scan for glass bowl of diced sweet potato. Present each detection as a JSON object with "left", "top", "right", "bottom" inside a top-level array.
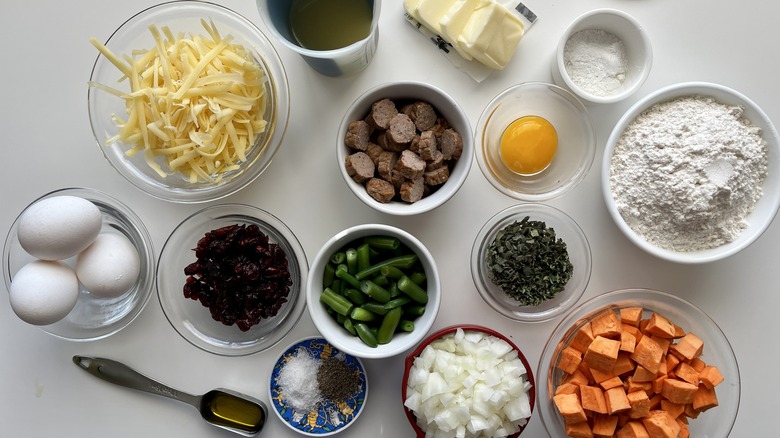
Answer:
[{"left": 537, "top": 288, "right": 739, "bottom": 438}]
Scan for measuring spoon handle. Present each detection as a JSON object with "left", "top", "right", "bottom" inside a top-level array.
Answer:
[{"left": 73, "top": 355, "right": 200, "bottom": 407}]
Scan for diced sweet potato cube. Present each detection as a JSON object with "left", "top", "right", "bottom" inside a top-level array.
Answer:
[
  {"left": 554, "top": 393, "right": 588, "bottom": 424},
  {"left": 558, "top": 346, "right": 583, "bottom": 374},
  {"left": 660, "top": 399, "right": 685, "bottom": 419},
  {"left": 642, "top": 410, "right": 681, "bottom": 438},
  {"left": 580, "top": 385, "right": 608, "bottom": 414},
  {"left": 592, "top": 310, "right": 623, "bottom": 339},
  {"left": 571, "top": 322, "right": 595, "bottom": 353},
  {"left": 673, "top": 324, "right": 686, "bottom": 339},
  {"left": 620, "top": 330, "right": 637, "bottom": 353},
  {"left": 631, "top": 336, "right": 664, "bottom": 374},
  {"left": 648, "top": 394, "right": 663, "bottom": 410},
  {"left": 613, "top": 353, "right": 635, "bottom": 376},
  {"left": 675, "top": 362, "right": 700, "bottom": 385},
  {"left": 556, "top": 382, "right": 580, "bottom": 396},
  {"left": 670, "top": 333, "right": 704, "bottom": 361},
  {"left": 589, "top": 367, "right": 615, "bottom": 384},
  {"left": 617, "top": 421, "right": 650, "bottom": 438},
  {"left": 633, "top": 365, "right": 656, "bottom": 383},
  {"left": 564, "top": 369, "right": 590, "bottom": 387},
  {"left": 585, "top": 336, "right": 621, "bottom": 373},
  {"left": 645, "top": 312, "right": 677, "bottom": 339},
  {"left": 626, "top": 379, "right": 652, "bottom": 394},
  {"left": 677, "top": 419, "right": 690, "bottom": 438},
  {"left": 578, "top": 362, "right": 595, "bottom": 382},
  {"left": 605, "top": 386, "right": 632, "bottom": 414},
  {"left": 593, "top": 414, "right": 619, "bottom": 438},
  {"left": 693, "top": 384, "right": 719, "bottom": 412},
  {"left": 600, "top": 376, "right": 624, "bottom": 391},
  {"left": 684, "top": 403, "right": 700, "bottom": 419},
  {"left": 566, "top": 421, "right": 594, "bottom": 438},
  {"left": 650, "top": 335, "right": 671, "bottom": 356},
  {"left": 656, "top": 359, "right": 668, "bottom": 378},
  {"left": 689, "top": 357, "right": 706, "bottom": 372},
  {"left": 661, "top": 378, "right": 698, "bottom": 404},
  {"left": 620, "top": 307, "right": 643, "bottom": 327},
  {"left": 652, "top": 376, "right": 667, "bottom": 395},
  {"left": 627, "top": 390, "right": 651, "bottom": 419},
  {"left": 699, "top": 365, "right": 724, "bottom": 389}
]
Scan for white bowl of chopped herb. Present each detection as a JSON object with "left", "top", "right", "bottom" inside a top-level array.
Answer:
[{"left": 470, "top": 204, "right": 592, "bottom": 322}]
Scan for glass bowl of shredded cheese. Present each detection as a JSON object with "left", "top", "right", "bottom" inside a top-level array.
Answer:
[{"left": 88, "top": 1, "right": 290, "bottom": 203}]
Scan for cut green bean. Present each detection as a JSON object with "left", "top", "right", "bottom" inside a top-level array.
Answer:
[
  {"left": 388, "top": 282, "right": 401, "bottom": 298},
  {"left": 380, "top": 265, "right": 405, "bottom": 279},
  {"left": 364, "top": 236, "right": 400, "bottom": 251},
  {"left": 335, "top": 265, "right": 361, "bottom": 289},
  {"left": 323, "top": 263, "right": 335, "bottom": 287},
  {"left": 397, "top": 275, "right": 428, "bottom": 304},
  {"left": 346, "top": 248, "right": 358, "bottom": 274},
  {"left": 372, "top": 274, "right": 389, "bottom": 287},
  {"left": 356, "top": 243, "right": 371, "bottom": 272},
  {"left": 350, "top": 306, "right": 379, "bottom": 322},
  {"left": 377, "top": 307, "right": 403, "bottom": 344},
  {"left": 343, "top": 318, "right": 357, "bottom": 336},
  {"left": 398, "top": 320, "right": 415, "bottom": 333},
  {"left": 336, "top": 313, "right": 346, "bottom": 324},
  {"left": 410, "top": 271, "right": 426, "bottom": 285},
  {"left": 361, "top": 302, "right": 389, "bottom": 316},
  {"left": 355, "top": 254, "right": 419, "bottom": 280},
  {"left": 383, "top": 296, "right": 412, "bottom": 310},
  {"left": 330, "top": 251, "right": 346, "bottom": 265},
  {"left": 320, "top": 287, "right": 353, "bottom": 316},
  {"left": 404, "top": 304, "right": 426, "bottom": 318},
  {"left": 344, "top": 288, "right": 367, "bottom": 306},
  {"left": 354, "top": 323, "right": 378, "bottom": 348},
  {"left": 360, "top": 280, "right": 391, "bottom": 303}
]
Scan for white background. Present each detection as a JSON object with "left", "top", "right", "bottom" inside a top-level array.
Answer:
[{"left": 1, "top": 0, "right": 778, "bottom": 436}]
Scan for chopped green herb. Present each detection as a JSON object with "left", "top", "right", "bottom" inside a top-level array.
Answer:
[{"left": 485, "top": 216, "right": 573, "bottom": 306}]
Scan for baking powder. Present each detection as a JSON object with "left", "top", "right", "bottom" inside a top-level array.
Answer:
[
  {"left": 564, "top": 29, "right": 628, "bottom": 96},
  {"left": 610, "top": 96, "right": 768, "bottom": 252}
]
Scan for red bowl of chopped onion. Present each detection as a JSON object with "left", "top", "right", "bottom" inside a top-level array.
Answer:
[{"left": 401, "top": 325, "right": 536, "bottom": 437}]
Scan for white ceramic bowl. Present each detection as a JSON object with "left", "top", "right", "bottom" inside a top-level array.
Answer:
[
  {"left": 88, "top": 1, "right": 290, "bottom": 203},
  {"left": 476, "top": 82, "right": 595, "bottom": 201},
  {"left": 552, "top": 8, "right": 652, "bottom": 104},
  {"left": 306, "top": 224, "right": 441, "bottom": 359},
  {"left": 602, "top": 82, "right": 780, "bottom": 263},
  {"left": 337, "top": 81, "right": 473, "bottom": 215}
]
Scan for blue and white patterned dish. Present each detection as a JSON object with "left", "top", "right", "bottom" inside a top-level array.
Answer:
[{"left": 269, "top": 337, "right": 368, "bottom": 436}]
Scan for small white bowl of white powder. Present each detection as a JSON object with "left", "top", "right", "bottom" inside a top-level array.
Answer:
[
  {"left": 603, "top": 82, "right": 780, "bottom": 263},
  {"left": 552, "top": 9, "right": 652, "bottom": 104}
]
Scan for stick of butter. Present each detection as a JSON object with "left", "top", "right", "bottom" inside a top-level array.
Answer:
[
  {"left": 439, "top": 0, "right": 487, "bottom": 61},
  {"left": 457, "top": 2, "right": 524, "bottom": 69}
]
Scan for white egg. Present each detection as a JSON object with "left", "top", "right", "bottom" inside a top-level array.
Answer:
[
  {"left": 76, "top": 233, "right": 141, "bottom": 298},
  {"left": 9, "top": 260, "right": 80, "bottom": 325},
  {"left": 17, "top": 195, "right": 102, "bottom": 260}
]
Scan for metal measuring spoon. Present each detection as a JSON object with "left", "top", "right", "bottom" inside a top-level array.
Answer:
[{"left": 73, "top": 355, "right": 266, "bottom": 436}]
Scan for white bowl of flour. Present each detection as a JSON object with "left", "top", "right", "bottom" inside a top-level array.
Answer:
[
  {"left": 553, "top": 9, "right": 652, "bottom": 104},
  {"left": 603, "top": 82, "right": 780, "bottom": 263}
]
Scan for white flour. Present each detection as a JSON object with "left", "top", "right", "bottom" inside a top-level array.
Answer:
[
  {"left": 610, "top": 96, "right": 768, "bottom": 252},
  {"left": 564, "top": 29, "right": 628, "bottom": 96}
]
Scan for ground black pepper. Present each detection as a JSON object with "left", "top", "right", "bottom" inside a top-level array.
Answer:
[{"left": 316, "top": 357, "right": 359, "bottom": 403}]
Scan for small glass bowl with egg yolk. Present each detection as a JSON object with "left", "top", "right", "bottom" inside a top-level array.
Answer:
[{"left": 476, "top": 82, "right": 596, "bottom": 201}]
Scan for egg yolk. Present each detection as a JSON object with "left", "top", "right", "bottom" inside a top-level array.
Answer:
[{"left": 499, "top": 116, "right": 558, "bottom": 175}]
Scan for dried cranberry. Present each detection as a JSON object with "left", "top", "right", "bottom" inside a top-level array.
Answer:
[{"left": 182, "top": 224, "right": 293, "bottom": 332}]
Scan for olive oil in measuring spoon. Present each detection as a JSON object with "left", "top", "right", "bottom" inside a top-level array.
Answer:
[{"left": 289, "top": 0, "right": 373, "bottom": 51}]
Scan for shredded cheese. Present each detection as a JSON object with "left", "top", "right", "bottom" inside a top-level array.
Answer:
[{"left": 89, "top": 19, "right": 268, "bottom": 183}]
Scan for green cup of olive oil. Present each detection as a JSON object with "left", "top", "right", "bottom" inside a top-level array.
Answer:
[{"left": 257, "top": 0, "right": 381, "bottom": 77}]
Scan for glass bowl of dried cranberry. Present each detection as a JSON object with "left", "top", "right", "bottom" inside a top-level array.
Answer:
[{"left": 157, "top": 204, "right": 308, "bottom": 356}]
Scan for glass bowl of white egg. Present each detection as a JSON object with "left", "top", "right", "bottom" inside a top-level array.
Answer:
[{"left": 2, "top": 187, "right": 155, "bottom": 341}]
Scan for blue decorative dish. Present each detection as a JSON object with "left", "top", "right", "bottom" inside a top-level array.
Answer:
[{"left": 270, "top": 337, "right": 368, "bottom": 436}]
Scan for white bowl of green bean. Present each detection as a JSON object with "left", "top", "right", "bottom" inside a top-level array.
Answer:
[{"left": 306, "top": 224, "right": 441, "bottom": 359}]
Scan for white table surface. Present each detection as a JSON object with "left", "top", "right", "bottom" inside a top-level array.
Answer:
[{"left": 2, "top": 0, "right": 778, "bottom": 436}]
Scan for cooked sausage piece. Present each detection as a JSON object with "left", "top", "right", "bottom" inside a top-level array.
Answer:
[
  {"left": 387, "top": 113, "right": 417, "bottom": 145},
  {"left": 366, "top": 98, "right": 398, "bottom": 130},
  {"left": 345, "top": 120, "right": 370, "bottom": 151},
  {"left": 424, "top": 166, "right": 450, "bottom": 186},
  {"left": 425, "top": 149, "right": 445, "bottom": 171},
  {"left": 366, "top": 178, "right": 395, "bottom": 203},
  {"left": 407, "top": 101, "right": 437, "bottom": 131},
  {"left": 400, "top": 177, "right": 425, "bottom": 203},
  {"left": 377, "top": 131, "right": 407, "bottom": 152},
  {"left": 395, "top": 149, "right": 426, "bottom": 180},
  {"left": 365, "top": 142, "right": 384, "bottom": 164},
  {"left": 410, "top": 130, "right": 437, "bottom": 161},
  {"left": 439, "top": 128, "right": 463, "bottom": 160},
  {"left": 345, "top": 151, "right": 375, "bottom": 183},
  {"left": 377, "top": 151, "right": 398, "bottom": 181}
]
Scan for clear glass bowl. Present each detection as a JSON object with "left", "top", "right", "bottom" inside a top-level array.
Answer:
[
  {"left": 476, "top": 82, "right": 595, "bottom": 201},
  {"left": 88, "top": 1, "right": 290, "bottom": 203},
  {"left": 269, "top": 337, "right": 368, "bottom": 436},
  {"left": 401, "top": 325, "right": 536, "bottom": 437},
  {"left": 471, "top": 204, "right": 592, "bottom": 322},
  {"left": 3, "top": 187, "right": 155, "bottom": 341},
  {"left": 537, "top": 288, "right": 740, "bottom": 437},
  {"left": 156, "top": 204, "right": 307, "bottom": 356}
]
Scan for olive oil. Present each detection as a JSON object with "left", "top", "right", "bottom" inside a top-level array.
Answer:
[
  {"left": 289, "top": 0, "right": 373, "bottom": 51},
  {"left": 201, "top": 390, "right": 266, "bottom": 433}
]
